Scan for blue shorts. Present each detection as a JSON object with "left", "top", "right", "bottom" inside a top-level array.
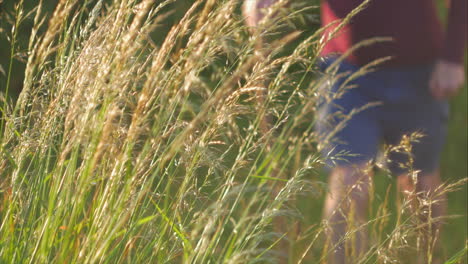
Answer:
[{"left": 316, "top": 57, "right": 449, "bottom": 175}]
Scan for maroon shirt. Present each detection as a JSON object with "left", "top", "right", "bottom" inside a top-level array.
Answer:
[{"left": 321, "top": 0, "right": 467, "bottom": 66}]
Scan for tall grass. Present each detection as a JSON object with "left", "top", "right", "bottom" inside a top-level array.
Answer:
[{"left": 0, "top": 0, "right": 465, "bottom": 263}]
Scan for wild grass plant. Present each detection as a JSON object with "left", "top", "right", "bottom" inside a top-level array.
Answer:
[{"left": 0, "top": 0, "right": 466, "bottom": 263}]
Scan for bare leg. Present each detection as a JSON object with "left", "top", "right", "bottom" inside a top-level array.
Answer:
[
  {"left": 397, "top": 169, "right": 447, "bottom": 264},
  {"left": 323, "top": 164, "right": 372, "bottom": 264}
]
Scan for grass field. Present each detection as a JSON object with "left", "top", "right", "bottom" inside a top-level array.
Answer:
[{"left": 0, "top": 0, "right": 466, "bottom": 263}]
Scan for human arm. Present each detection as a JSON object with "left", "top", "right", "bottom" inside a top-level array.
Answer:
[
  {"left": 429, "top": 0, "right": 466, "bottom": 100},
  {"left": 242, "top": 0, "right": 278, "bottom": 27}
]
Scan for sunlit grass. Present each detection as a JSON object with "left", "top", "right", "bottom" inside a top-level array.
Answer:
[{"left": 0, "top": 0, "right": 465, "bottom": 263}]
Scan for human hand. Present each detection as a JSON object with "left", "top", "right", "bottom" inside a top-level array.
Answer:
[{"left": 429, "top": 60, "right": 465, "bottom": 100}]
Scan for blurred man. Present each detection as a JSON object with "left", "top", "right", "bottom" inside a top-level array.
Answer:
[{"left": 243, "top": 0, "right": 466, "bottom": 263}]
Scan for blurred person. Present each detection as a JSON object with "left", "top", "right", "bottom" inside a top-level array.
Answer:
[{"left": 242, "top": 0, "right": 466, "bottom": 263}]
